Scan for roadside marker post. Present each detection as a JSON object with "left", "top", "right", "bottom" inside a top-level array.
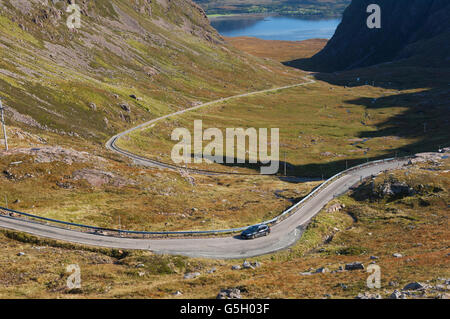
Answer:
[{"left": 0, "top": 98, "right": 8, "bottom": 151}]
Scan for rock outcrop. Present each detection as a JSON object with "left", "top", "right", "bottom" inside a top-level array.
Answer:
[{"left": 306, "top": 0, "right": 450, "bottom": 71}]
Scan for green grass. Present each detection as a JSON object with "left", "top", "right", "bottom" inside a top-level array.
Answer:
[{"left": 117, "top": 78, "right": 428, "bottom": 177}]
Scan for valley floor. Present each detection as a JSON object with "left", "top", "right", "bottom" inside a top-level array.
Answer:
[{"left": 0, "top": 36, "right": 449, "bottom": 299}]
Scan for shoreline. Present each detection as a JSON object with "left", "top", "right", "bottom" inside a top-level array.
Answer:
[{"left": 208, "top": 13, "right": 342, "bottom": 21}]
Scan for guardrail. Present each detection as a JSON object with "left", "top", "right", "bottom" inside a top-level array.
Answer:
[{"left": 0, "top": 156, "right": 411, "bottom": 239}]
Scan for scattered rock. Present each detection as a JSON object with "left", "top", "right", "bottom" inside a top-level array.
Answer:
[
  {"left": 315, "top": 267, "right": 330, "bottom": 274},
  {"left": 73, "top": 169, "right": 134, "bottom": 187},
  {"left": 345, "top": 262, "right": 365, "bottom": 271},
  {"left": 390, "top": 290, "right": 407, "bottom": 299},
  {"left": 327, "top": 203, "right": 346, "bottom": 213},
  {"left": 403, "top": 282, "right": 427, "bottom": 291},
  {"left": 435, "top": 284, "right": 449, "bottom": 291},
  {"left": 389, "top": 281, "right": 399, "bottom": 287},
  {"left": 251, "top": 261, "right": 261, "bottom": 268},
  {"left": 207, "top": 267, "right": 217, "bottom": 274},
  {"left": 183, "top": 272, "right": 201, "bottom": 280},
  {"left": 119, "top": 103, "right": 131, "bottom": 113},
  {"left": 3, "top": 147, "right": 105, "bottom": 165},
  {"left": 88, "top": 102, "right": 97, "bottom": 111},
  {"left": 56, "top": 181, "right": 73, "bottom": 189},
  {"left": 378, "top": 181, "right": 415, "bottom": 197},
  {"left": 356, "top": 292, "right": 382, "bottom": 299},
  {"left": 217, "top": 288, "right": 242, "bottom": 299},
  {"left": 242, "top": 261, "right": 254, "bottom": 269},
  {"left": 300, "top": 272, "right": 313, "bottom": 276}
]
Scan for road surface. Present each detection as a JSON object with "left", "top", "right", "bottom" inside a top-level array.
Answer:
[
  {"left": 0, "top": 77, "right": 410, "bottom": 258},
  {"left": 0, "top": 159, "right": 408, "bottom": 259}
]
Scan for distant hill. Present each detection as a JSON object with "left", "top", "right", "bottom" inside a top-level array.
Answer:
[
  {"left": 300, "top": 0, "right": 450, "bottom": 71},
  {"left": 195, "top": 0, "right": 351, "bottom": 17}
]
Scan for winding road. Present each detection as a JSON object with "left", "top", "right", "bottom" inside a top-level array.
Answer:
[
  {"left": 106, "top": 77, "right": 316, "bottom": 174},
  {"left": 0, "top": 77, "right": 410, "bottom": 259}
]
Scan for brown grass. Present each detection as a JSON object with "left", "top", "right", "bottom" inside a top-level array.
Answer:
[
  {"left": 0, "top": 159, "right": 448, "bottom": 299},
  {"left": 225, "top": 37, "right": 327, "bottom": 62}
]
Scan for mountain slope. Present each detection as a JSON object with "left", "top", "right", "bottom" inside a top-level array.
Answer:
[
  {"left": 0, "top": 0, "right": 298, "bottom": 144},
  {"left": 303, "top": 0, "right": 450, "bottom": 71}
]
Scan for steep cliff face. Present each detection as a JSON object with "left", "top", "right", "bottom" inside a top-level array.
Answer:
[{"left": 309, "top": 0, "right": 450, "bottom": 71}]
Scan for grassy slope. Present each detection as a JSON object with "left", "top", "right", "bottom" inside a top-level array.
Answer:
[
  {"left": 118, "top": 37, "right": 450, "bottom": 177},
  {"left": 0, "top": 2, "right": 448, "bottom": 299},
  {"left": 0, "top": 139, "right": 318, "bottom": 231},
  {"left": 0, "top": 0, "right": 300, "bottom": 147},
  {"left": 0, "top": 0, "right": 311, "bottom": 230},
  {"left": 1, "top": 158, "right": 448, "bottom": 298}
]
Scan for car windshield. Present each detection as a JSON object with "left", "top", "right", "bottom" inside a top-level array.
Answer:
[{"left": 246, "top": 226, "right": 259, "bottom": 232}]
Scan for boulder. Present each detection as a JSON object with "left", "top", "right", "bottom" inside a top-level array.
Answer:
[
  {"left": 379, "top": 181, "right": 414, "bottom": 197},
  {"left": 251, "top": 261, "right": 261, "bottom": 268},
  {"left": 345, "top": 262, "right": 365, "bottom": 271},
  {"left": 183, "top": 272, "right": 201, "bottom": 280},
  {"left": 403, "top": 282, "right": 427, "bottom": 291},
  {"left": 390, "top": 290, "right": 407, "bottom": 299},
  {"left": 327, "top": 203, "right": 345, "bottom": 213},
  {"left": 356, "top": 292, "right": 382, "bottom": 299},
  {"left": 217, "top": 288, "right": 242, "bottom": 299},
  {"left": 315, "top": 267, "right": 330, "bottom": 274},
  {"left": 300, "top": 272, "right": 313, "bottom": 276},
  {"left": 119, "top": 103, "right": 131, "bottom": 113},
  {"left": 242, "top": 261, "right": 254, "bottom": 269}
]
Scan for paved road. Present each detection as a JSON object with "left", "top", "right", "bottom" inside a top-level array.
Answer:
[
  {"left": 0, "top": 77, "right": 410, "bottom": 258},
  {"left": 0, "top": 159, "right": 408, "bottom": 259}
]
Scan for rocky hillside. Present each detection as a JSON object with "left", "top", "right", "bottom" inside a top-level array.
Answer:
[
  {"left": 307, "top": 0, "right": 450, "bottom": 71},
  {"left": 0, "top": 0, "right": 296, "bottom": 144}
]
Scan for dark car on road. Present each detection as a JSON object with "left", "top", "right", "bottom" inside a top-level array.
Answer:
[{"left": 241, "top": 224, "right": 271, "bottom": 239}]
